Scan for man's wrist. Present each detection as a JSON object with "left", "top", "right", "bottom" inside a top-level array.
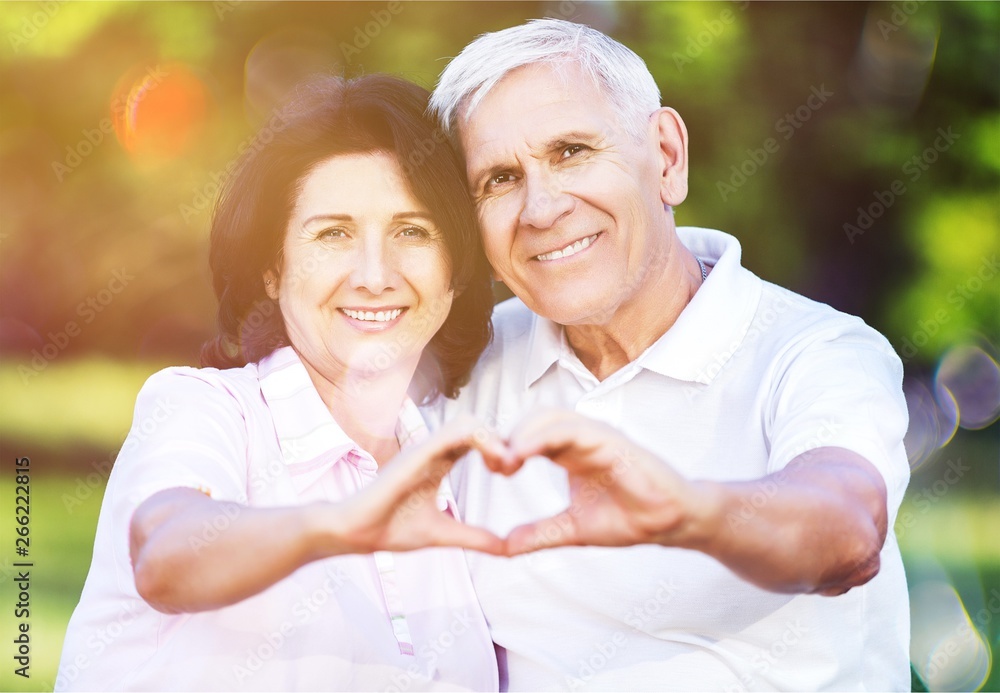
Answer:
[{"left": 656, "top": 479, "right": 726, "bottom": 552}]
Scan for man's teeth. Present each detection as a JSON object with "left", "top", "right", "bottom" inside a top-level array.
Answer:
[
  {"left": 536, "top": 233, "right": 599, "bottom": 262},
  {"left": 342, "top": 308, "right": 403, "bottom": 322}
]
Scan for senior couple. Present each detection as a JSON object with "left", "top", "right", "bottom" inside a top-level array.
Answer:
[{"left": 59, "top": 19, "right": 910, "bottom": 692}]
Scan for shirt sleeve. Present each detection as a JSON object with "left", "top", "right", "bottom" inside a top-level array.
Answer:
[
  {"left": 106, "top": 367, "right": 252, "bottom": 525},
  {"left": 765, "top": 323, "right": 911, "bottom": 523}
]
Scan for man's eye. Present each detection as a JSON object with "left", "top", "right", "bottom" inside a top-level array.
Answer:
[
  {"left": 488, "top": 172, "right": 515, "bottom": 188},
  {"left": 561, "top": 144, "right": 587, "bottom": 159}
]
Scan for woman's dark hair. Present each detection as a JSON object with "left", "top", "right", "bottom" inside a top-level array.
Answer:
[{"left": 200, "top": 74, "right": 493, "bottom": 400}]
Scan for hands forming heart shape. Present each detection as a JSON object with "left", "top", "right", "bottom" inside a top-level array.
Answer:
[{"left": 339, "top": 409, "right": 710, "bottom": 559}]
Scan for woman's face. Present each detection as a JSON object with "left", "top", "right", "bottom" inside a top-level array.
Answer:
[{"left": 266, "top": 151, "right": 453, "bottom": 388}]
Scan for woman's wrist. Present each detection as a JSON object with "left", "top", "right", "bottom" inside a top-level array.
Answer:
[{"left": 299, "top": 501, "right": 356, "bottom": 561}]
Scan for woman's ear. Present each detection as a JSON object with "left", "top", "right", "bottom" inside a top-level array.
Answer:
[{"left": 263, "top": 269, "right": 279, "bottom": 300}]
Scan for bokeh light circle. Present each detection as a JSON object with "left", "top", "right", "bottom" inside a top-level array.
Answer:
[
  {"left": 935, "top": 344, "right": 1000, "bottom": 430},
  {"left": 910, "top": 580, "right": 992, "bottom": 692},
  {"left": 111, "top": 62, "right": 211, "bottom": 160},
  {"left": 904, "top": 376, "right": 958, "bottom": 471}
]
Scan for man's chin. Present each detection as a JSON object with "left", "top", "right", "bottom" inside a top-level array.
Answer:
[{"left": 524, "top": 296, "right": 615, "bottom": 329}]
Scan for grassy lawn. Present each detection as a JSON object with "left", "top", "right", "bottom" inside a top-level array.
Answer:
[{"left": 1, "top": 358, "right": 997, "bottom": 690}]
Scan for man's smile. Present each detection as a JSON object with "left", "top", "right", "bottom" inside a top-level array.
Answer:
[{"left": 533, "top": 232, "right": 601, "bottom": 262}]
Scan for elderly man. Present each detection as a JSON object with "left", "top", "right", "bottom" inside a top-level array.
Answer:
[{"left": 427, "top": 18, "right": 910, "bottom": 691}]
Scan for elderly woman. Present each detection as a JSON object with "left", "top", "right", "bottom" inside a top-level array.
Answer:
[{"left": 57, "top": 74, "right": 506, "bottom": 691}]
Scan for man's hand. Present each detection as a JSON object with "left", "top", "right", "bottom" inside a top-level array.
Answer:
[
  {"left": 495, "top": 408, "right": 888, "bottom": 596},
  {"left": 496, "top": 409, "right": 713, "bottom": 555}
]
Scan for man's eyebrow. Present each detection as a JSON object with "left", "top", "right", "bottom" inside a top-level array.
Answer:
[
  {"left": 540, "top": 131, "right": 602, "bottom": 152},
  {"left": 469, "top": 157, "right": 511, "bottom": 192}
]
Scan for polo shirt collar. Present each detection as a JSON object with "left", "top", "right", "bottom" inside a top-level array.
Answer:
[
  {"left": 522, "top": 227, "right": 761, "bottom": 388},
  {"left": 638, "top": 227, "right": 762, "bottom": 384},
  {"left": 257, "top": 345, "right": 360, "bottom": 474},
  {"left": 524, "top": 313, "right": 566, "bottom": 389}
]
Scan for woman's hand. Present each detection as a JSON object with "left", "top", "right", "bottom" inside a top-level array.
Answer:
[
  {"left": 130, "top": 416, "right": 511, "bottom": 614},
  {"left": 309, "top": 415, "right": 513, "bottom": 557}
]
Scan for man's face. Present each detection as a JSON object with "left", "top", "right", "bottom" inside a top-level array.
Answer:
[{"left": 459, "top": 62, "right": 687, "bottom": 327}]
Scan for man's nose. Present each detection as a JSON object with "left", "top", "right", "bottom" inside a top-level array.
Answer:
[{"left": 518, "top": 168, "right": 573, "bottom": 230}]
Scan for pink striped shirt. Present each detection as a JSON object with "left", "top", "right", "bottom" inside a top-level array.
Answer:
[{"left": 57, "top": 346, "right": 498, "bottom": 691}]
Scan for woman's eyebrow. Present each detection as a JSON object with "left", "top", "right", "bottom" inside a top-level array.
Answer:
[
  {"left": 392, "top": 211, "right": 434, "bottom": 222},
  {"left": 302, "top": 213, "right": 352, "bottom": 226}
]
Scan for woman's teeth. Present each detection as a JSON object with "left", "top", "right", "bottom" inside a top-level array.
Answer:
[{"left": 342, "top": 308, "right": 402, "bottom": 322}]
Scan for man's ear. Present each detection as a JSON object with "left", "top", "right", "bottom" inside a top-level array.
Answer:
[
  {"left": 652, "top": 107, "right": 689, "bottom": 207},
  {"left": 263, "top": 269, "right": 279, "bottom": 300}
]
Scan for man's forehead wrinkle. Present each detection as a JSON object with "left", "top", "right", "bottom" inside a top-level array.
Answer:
[{"left": 458, "top": 58, "right": 608, "bottom": 130}]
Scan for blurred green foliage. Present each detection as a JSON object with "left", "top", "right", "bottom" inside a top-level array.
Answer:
[{"left": 1, "top": 1, "right": 997, "bottom": 365}]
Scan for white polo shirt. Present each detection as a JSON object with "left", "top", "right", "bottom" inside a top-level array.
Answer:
[
  {"left": 436, "top": 227, "right": 911, "bottom": 691},
  {"left": 58, "top": 346, "right": 497, "bottom": 692}
]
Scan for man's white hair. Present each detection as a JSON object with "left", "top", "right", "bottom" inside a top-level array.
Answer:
[{"left": 429, "top": 18, "right": 661, "bottom": 142}]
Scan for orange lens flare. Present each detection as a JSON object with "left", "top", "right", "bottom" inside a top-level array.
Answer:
[{"left": 111, "top": 63, "right": 210, "bottom": 160}]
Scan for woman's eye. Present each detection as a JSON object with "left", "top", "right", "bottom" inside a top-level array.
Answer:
[
  {"left": 317, "top": 228, "right": 347, "bottom": 239},
  {"left": 399, "top": 226, "right": 430, "bottom": 239},
  {"left": 561, "top": 144, "right": 586, "bottom": 159}
]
